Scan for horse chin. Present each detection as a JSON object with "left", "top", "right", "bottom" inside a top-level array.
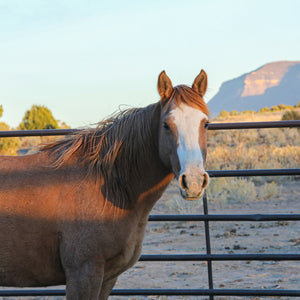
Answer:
[{"left": 180, "top": 189, "right": 204, "bottom": 201}]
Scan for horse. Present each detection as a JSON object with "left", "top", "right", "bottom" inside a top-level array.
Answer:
[{"left": 0, "top": 70, "right": 210, "bottom": 299}]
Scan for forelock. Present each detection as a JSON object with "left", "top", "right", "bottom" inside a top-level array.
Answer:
[{"left": 170, "top": 85, "right": 209, "bottom": 116}]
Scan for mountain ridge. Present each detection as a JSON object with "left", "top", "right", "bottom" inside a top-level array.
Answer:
[{"left": 208, "top": 61, "right": 300, "bottom": 117}]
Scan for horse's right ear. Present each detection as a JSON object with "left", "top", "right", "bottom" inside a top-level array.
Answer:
[{"left": 157, "top": 71, "right": 174, "bottom": 101}]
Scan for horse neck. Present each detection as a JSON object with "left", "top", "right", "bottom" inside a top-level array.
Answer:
[
  {"left": 104, "top": 103, "right": 173, "bottom": 212},
  {"left": 129, "top": 104, "right": 174, "bottom": 215}
]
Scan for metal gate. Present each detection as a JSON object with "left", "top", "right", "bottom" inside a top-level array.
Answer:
[{"left": 0, "top": 120, "right": 300, "bottom": 298}]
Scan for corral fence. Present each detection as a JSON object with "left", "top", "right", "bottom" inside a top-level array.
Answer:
[{"left": 0, "top": 120, "right": 300, "bottom": 299}]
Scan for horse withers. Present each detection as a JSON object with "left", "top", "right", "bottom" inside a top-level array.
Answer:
[{"left": 0, "top": 71, "right": 210, "bottom": 299}]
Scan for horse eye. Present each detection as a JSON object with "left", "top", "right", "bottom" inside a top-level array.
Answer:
[
  {"left": 204, "top": 121, "right": 209, "bottom": 129},
  {"left": 163, "top": 122, "right": 170, "bottom": 130}
]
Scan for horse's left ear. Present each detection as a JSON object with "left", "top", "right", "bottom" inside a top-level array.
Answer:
[{"left": 192, "top": 70, "right": 208, "bottom": 97}]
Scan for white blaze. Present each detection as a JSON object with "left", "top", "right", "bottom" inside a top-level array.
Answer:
[{"left": 171, "top": 103, "right": 208, "bottom": 173}]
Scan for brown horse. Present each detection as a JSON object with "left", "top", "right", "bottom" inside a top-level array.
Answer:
[{"left": 0, "top": 71, "right": 210, "bottom": 299}]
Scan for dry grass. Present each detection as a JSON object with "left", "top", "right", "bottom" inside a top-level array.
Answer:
[
  {"left": 205, "top": 111, "right": 299, "bottom": 204},
  {"left": 213, "top": 107, "right": 300, "bottom": 123}
]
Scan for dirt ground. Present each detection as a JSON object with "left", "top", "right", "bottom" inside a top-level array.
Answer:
[
  {"left": 1, "top": 181, "right": 299, "bottom": 300},
  {"left": 112, "top": 181, "right": 300, "bottom": 300}
]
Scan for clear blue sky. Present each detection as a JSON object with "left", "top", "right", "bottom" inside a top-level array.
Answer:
[{"left": 0, "top": 0, "right": 299, "bottom": 128}]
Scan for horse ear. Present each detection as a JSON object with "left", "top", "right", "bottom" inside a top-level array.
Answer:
[
  {"left": 158, "top": 71, "right": 174, "bottom": 101},
  {"left": 192, "top": 70, "right": 208, "bottom": 97}
]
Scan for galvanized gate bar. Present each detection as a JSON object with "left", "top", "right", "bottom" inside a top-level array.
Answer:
[
  {"left": 206, "top": 120, "right": 300, "bottom": 130},
  {"left": 208, "top": 168, "right": 300, "bottom": 177},
  {"left": 202, "top": 193, "right": 214, "bottom": 300},
  {"left": 0, "top": 128, "right": 79, "bottom": 137},
  {"left": 0, "top": 289, "right": 66, "bottom": 297},
  {"left": 1, "top": 288, "right": 300, "bottom": 297},
  {"left": 148, "top": 213, "right": 300, "bottom": 221},
  {"left": 1, "top": 120, "right": 300, "bottom": 138},
  {"left": 111, "top": 288, "right": 300, "bottom": 297},
  {"left": 139, "top": 253, "right": 300, "bottom": 261}
]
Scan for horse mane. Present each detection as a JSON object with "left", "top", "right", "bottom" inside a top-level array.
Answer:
[
  {"left": 41, "top": 103, "right": 160, "bottom": 208},
  {"left": 41, "top": 85, "right": 208, "bottom": 207}
]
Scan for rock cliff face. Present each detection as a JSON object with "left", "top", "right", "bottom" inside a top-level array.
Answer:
[{"left": 208, "top": 61, "right": 300, "bottom": 117}]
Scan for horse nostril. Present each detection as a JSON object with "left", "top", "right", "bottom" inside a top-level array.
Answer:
[
  {"left": 202, "top": 172, "right": 210, "bottom": 189},
  {"left": 180, "top": 174, "right": 188, "bottom": 190}
]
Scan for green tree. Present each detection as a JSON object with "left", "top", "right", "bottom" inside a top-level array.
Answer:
[
  {"left": 19, "top": 105, "right": 59, "bottom": 130},
  {"left": 282, "top": 110, "right": 300, "bottom": 120},
  {"left": 218, "top": 110, "right": 228, "bottom": 118},
  {"left": 0, "top": 122, "right": 21, "bottom": 155}
]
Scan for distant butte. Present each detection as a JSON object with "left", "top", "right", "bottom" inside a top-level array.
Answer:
[{"left": 208, "top": 61, "right": 300, "bottom": 118}]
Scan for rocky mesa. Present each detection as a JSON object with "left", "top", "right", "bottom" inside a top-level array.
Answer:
[{"left": 208, "top": 61, "right": 300, "bottom": 118}]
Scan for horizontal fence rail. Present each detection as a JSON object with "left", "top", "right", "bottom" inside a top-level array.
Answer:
[
  {"left": 0, "top": 120, "right": 299, "bottom": 137},
  {"left": 208, "top": 168, "right": 300, "bottom": 177},
  {"left": 206, "top": 120, "right": 300, "bottom": 130},
  {"left": 139, "top": 253, "right": 300, "bottom": 261},
  {"left": 148, "top": 213, "right": 300, "bottom": 222},
  {"left": 0, "top": 120, "right": 299, "bottom": 299},
  {"left": 1, "top": 288, "right": 300, "bottom": 297}
]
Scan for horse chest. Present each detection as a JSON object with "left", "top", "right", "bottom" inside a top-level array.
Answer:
[{"left": 104, "top": 221, "right": 146, "bottom": 279}]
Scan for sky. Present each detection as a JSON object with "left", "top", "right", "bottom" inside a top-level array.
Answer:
[{"left": 0, "top": 0, "right": 299, "bottom": 128}]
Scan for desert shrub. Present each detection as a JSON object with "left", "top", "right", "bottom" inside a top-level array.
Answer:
[
  {"left": 257, "top": 182, "right": 278, "bottom": 200},
  {"left": 286, "top": 105, "right": 295, "bottom": 110},
  {"left": 0, "top": 122, "right": 21, "bottom": 155},
  {"left": 206, "top": 178, "right": 229, "bottom": 203},
  {"left": 218, "top": 110, "right": 228, "bottom": 118},
  {"left": 259, "top": 128, "right": 288, "bottom": 147},
  {"left": 207, "top": 178, "right": 280, "bottom": 203},
  {"left": 229, "top": 110, "right": 239, "bottom": 116},
  {"left": 225, "top": 178, "right": 257, "bottom": 203},
  {"left": 270, "top": 105, "right": 280, "bottom": 112},
  {"left": 270, "top": 145, "right": 300, "bottom": 169},
  {"left": 240, "top": 110, "right": 255, "bottom": 115},
  {"left": 282, "top": 110, "right": 300, "bottom": 120},
  {"left": 284, "top": 128, "right": 300, "bottom": 145},
  {"left": 277, "top": 104, "right": 287, "bottom": 110},
  {"left": 207, "top": 178, "right": 257, "bottom": 203},
  {"left": 258, "top": 107, "right": 269, "bottom": 113}
]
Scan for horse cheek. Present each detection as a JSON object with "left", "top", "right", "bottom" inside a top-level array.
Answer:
[
  {"left": 159, "top": 132, "right": 179, "bottom": 175},
  {"left": 199, "top": 124, "right": 208, "bottom": 163}
]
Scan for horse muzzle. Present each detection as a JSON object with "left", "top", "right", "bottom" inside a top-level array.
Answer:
[{"left": 178, "top": 170, "right": 210, "bottom": 201}]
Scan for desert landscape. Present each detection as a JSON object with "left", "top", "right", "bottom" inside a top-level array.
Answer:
[
  {"left": 112, "top": 180, "right": 300, "bottom": 300},
  {"left": 0, "top": 181, "right": 299, "bottom": 300},
  {"left": 1, "top": 0, "right": 299, "bottom": 298},
  {"left": 0, "top": 109, "right": 299, "bottom": 300}
]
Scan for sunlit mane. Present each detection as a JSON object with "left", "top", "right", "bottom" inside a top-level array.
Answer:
[
  {"left": 170, "top": 85, "right": 209, "bottom": 116},
  {"left": 41, "top": 103, "right": 160, "bottom": 207}
]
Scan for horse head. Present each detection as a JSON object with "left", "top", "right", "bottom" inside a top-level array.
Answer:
[{"left": 157, "top": 70, "right": 210, "bottom": 200}]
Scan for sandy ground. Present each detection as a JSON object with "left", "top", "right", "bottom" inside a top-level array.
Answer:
[
  {"left": 112, "top": 181, "right": 300, "bottom": 300},
  {"left": 1, "top": 181, "right": 299, "bottom": 300}
]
